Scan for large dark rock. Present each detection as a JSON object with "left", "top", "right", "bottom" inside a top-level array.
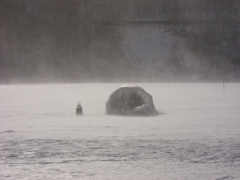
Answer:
[{"left": 106, "top": 85, "right": 159, "bottom": 116}]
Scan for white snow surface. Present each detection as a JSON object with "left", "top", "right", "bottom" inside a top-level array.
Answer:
[{"left": 0, "top": 83, "right": 240, "bottom": 180}]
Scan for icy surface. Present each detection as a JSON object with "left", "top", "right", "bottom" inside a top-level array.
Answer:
[{"left": 0, "top": 83, "right": 240, "bottom": 180}]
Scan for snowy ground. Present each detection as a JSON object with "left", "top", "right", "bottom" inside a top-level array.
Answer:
[{"left": 0, "top": 83, "right": 240, "bottom": 180}]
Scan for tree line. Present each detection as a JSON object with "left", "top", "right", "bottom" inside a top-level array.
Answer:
[{"left": 0, "top": 0, "right": 239, "bottom": 83}]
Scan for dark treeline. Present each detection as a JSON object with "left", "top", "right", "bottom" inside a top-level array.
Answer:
[
  {"left": 0, "top": 0, "right": 240, "bottom": 83},
  {"left": 0, "top": 0, "right": 130, "bottom": 83}
]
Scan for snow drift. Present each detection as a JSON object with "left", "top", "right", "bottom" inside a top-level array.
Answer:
[{"left": 106, "top": 85, "right": 158, "bottom": 116}]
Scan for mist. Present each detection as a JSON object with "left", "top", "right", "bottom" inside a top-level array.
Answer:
[
  {"left": 1, "top": 83, "right": 240, "bottom": 179},
  {"left": 0, "top": 0, "right": 240, "bottom": 83},
  {"left": 1, "top": 2, "right": 240, "bottom": 179}
]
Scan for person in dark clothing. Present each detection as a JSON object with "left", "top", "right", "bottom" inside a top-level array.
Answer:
[{"left": 76, "top": 102, "right": 83, "bottom": 115}]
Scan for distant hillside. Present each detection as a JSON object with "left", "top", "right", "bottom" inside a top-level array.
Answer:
[{"left": 0, "top": 0, "right": 239, "bottom": 83}]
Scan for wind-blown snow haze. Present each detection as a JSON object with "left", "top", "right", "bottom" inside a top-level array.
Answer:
[
  {"left": 1, "top": 1, "right": 240, "bottom": 83},
  {"left": 0, "top": 1, "right": 240, "bottom": 179},
  {"left": 0, "top": 83, "right": 240, "bottom": 179}
]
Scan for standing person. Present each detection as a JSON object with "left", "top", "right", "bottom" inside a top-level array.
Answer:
[{"left": 76, "top": 102, "right": 83, "bottom": 115}]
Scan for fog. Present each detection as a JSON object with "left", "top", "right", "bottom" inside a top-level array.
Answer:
[
  {"left": 1, "top": 83, "right": 240, "bottom": 179},
  {"left": 0, "top": 1, "right": 240, "bottom": 83},
  {"left": 1, "top": 1, "right": 240, "bottom": 179}
]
